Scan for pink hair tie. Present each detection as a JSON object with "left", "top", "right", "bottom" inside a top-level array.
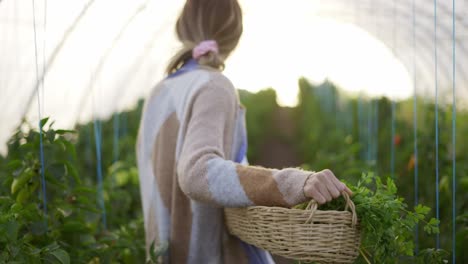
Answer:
[{"left": 192, "top": 40, "right": 219, "bottom": 59}]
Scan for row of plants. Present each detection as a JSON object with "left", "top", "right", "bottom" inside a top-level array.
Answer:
[
  {"left": 238, "top": 83, "right": 448, "bottom": 263},
  {"left": 0, "top": 90, "right": 276, "bottom": 263},
  {"left": 1, "top": 78, "right": 466, "bottom": 262},
  {"left": 0, "top": 119, "right": 152, "bottom": 263},
  {"left": 295, "top": 78, "right": 468, "bottom": 262}
]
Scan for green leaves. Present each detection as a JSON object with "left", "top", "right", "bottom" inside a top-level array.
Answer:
[
  {"left": 424, "top": 218, "right": 440, "bottom": 235},
  {"left": 354, "top": 174, "right": 446, "bottom": 263},
  {"left": 0, "top": 221, "right": 20, "bottom": 243},
  {"left": 47, "top": 129, "right": 56, "bottom": 143},
  {"left": 386, "top": 177, "right": 397, "bottom": 195},
  {"left": 40, "top": 117, "right": 50, "bottom": 129},
  {"left": 295, "top": 173, "right": 446, "bottom": 263},
  {"left": 48, "top": 249, "right": 70, "bottom": 264},
  {"left": 62, "top": 221, "right": 90, "bottom": 233},
  {"left": 11, "top": 169, "right": 34, "bottom": 194},
  {"left": 418, "top": 248, "right": 450, "bottom": 264},
  {"left": 415, "top": 204, "right": 431, "bottom": 215},
  {"left": 0, "top": 118, "right": 147, "bottom": 263}
]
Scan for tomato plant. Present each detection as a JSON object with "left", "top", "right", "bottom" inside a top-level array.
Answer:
[{"left": 0, "top": 119, "right": 148, "bottom": 263}]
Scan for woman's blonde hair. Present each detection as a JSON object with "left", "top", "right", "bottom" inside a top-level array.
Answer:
[{"left": 166, "top": 0, "right": 243, "bottom": 74}]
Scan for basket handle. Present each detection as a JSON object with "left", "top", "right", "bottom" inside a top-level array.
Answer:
[{"left": 304, "top": 191, "right": 357, "bottom": 227}]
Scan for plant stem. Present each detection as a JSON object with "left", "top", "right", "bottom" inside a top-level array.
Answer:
[{"left": 359, "top": 247, "right": 372, "bottom": 264}]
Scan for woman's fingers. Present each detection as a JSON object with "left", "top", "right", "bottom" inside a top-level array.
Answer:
[
  {"left": 303, "top": 169, "right": 353, "bottom": 204},
  {"left": 330, "top": 174, "right": 352, "bottom": 196},
  {"left": 305, "top": 184, "right": 326, "bottom": 204},
  {"left": 321, "top": 169, "right": 347, "bottom": 198},
  {"left": 324, "top": 173, "right": 343, "bottom": 198},
  {"left": 344, "top": 186, "right": 353, "bottom": 195},
  {"left": 322, "top": 169, "right": 353, "bottom": 196},
  {"left": 318, "top": 183, "right": 332, "bottom": 202},
  {"left": 313, "top": 191, "right": 327, "bottom": 205},
  {"left": 315, "top": 171, "right": 335, "bottom": 201},
  {"left": 304, "top": 175, "right": 326, "bottom": 204}
]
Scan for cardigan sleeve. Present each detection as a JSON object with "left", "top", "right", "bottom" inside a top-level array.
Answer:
[{"left": 177, "top": 75, "right": 311, "bottom": 208}]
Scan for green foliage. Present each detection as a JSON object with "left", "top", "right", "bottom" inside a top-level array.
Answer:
[
  {"left": 417, "top": 249, "right": 450, "bottom": 264},
  {"left": 0, "top": 119, "right": 148, "bottom": 263},
  {"left": 238, "top": 89, "right": 278, "bottom": 162},
  {"left": 1, "top": 78, "right": 466, "bottom": 263},
  {"left": 296, "top": 79, "right": 468, "bottom": 262},
  {"left": 351, "top": 173, "right": 444, "bottom": 263},
  {"left": 295, "top": 173, "right": 446, "bottom": 263},
  {"left": 296, "top": 79, "right": 367, "bottom": 178}
]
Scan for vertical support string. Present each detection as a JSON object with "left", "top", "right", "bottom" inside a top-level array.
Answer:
[
  {"left": 451, "top": 0, "right": 457, "bottom": 261},
  {"left": 32, "top": 0, "right": 48, "bottom": 221},
  {"left": 86, "top": 125, "right": 93, "bottom": 169},
  {"left": 42, "top": 0, "right": 47, "bottom": 114},
  {"left": 412, "top": 0, "right": 419, "bottom": 253},
  {"left": 374, "top": 100, "right": 379, "bottom": 171},
  {"left": 90, "top": 69, "right": 106, "bottom": 229},
  {"left": 358, "top": 96, "right": 364, "bottom": 160},
  {"left": 367, "top": 101, "right": 372, "bottom": 163},
  {"left": 347, "top": 99, "right": 353, "bottom": 135},
  {"left": 113, "top": 113, "right": 120, "bottom": 163},
  {"left": 94, "top": 118, "right": 107, "bottom": 230},
  {"left": 433, "top": 0, "right": 440, "bottom": 250},
  {"left": 369, "top": 0, "right": 377, "bottom": 170},
  {"left": 122, "top": 111, "right": 128, "bottom": 138},
  {"left": 333, "top": 87, "right": 339, "bottom": 131},
  {"left": 391, "top": 101, "right": 396, "bottom": 178},
  {"left": 110, "top": 113, "right": 120, "bottom": 189},
  {"left": 390, "top": 0, "right": 397, "bottom": 179}
]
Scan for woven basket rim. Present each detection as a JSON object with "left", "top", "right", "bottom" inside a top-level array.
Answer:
[
  {"left": 241, "top": 205, "right": 353, "bottom": 214},
  {"left": 232, "top": 192, "right": 359, "bottom": 226},
  {"left": 224, "top": 193, "right": 361, "bottom": 263},
  {"left": 226, "top": 206, "right": 360, "bottom": 226}
]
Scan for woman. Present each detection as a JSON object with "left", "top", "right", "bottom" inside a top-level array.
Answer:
[{"left": 136, "top": 0, "right": 352, "bottom": 263}]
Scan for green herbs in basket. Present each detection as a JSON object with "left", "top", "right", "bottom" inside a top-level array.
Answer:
[{"left": 294, "top": 173, "right": 447, "bottom": 264}]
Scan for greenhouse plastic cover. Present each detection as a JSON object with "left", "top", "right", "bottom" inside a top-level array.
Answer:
[{"left": 0, "top": 0, "right": 467, "bottom": 154}]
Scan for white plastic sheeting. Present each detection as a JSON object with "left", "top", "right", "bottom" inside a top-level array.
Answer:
[
  {"left": 1, "top": 0, "right": 183, "bottom": 154},
  {"left": 0, "top": 0, "right": 466, "bottom": 154}
]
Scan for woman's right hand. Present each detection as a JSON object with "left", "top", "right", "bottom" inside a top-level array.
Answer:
[{"left": 303, "top": 169, "right": 353, "bottom": 205}]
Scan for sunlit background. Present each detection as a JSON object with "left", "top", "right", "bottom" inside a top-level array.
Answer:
[
  {"left": 226, "top": 17, "right": 412, "bottom": 106},
  {"left": 1, "top": 1, "right": 467, "bottom": 262},
  {"left": 1, "top": 0, "right": 467, "bottom": 153}
]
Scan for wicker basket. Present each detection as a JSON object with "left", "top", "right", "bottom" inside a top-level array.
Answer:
[{"left": 225, "top": 192, "right": 361, "bottom": 263}]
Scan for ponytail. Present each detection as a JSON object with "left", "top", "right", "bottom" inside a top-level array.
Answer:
[
  {"left": 165, "top": 0, "right": 242, "bottom": 75},
  {"left": 166, "top": 40, "right": 225, "bottom": 75}
]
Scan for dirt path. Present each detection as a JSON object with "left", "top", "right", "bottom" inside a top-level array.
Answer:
[{"left": 255, "top": 107, "right": 303, "bottom": 169}]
